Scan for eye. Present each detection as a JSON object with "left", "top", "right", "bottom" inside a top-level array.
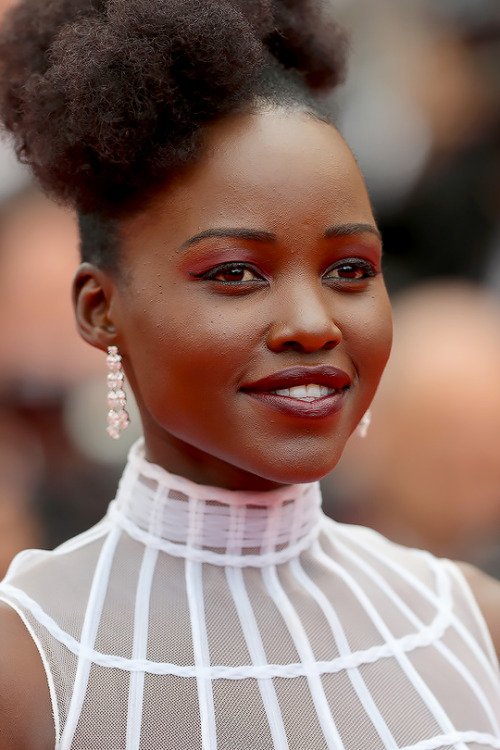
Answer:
[
  {"left": 323, "top": 259, "right": 377, "bottom": 282},
  {"left": 202, "top": 262, "right": 264, "bottom": 283}
]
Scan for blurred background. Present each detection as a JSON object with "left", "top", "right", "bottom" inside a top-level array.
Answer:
[{"left": 0, "top": 0, "right": 499, "bottom": 577}]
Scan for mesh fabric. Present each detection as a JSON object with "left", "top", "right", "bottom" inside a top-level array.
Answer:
[{"left": 1, "top": 438, "right": 500, "bottom": 749}]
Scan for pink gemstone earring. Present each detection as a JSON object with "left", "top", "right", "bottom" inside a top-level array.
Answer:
[
  {"left": 106, "top": 346, "right": 130, "bottom": 439},
  {"left": 356, "top": 409, "right": 371, "bottom": 439}
]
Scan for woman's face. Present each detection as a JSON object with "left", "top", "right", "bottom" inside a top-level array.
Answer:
[{"left": 108, "top": 110, "right": 392, "bottom": 489}]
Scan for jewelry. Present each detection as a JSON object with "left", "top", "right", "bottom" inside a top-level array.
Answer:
[
  {"left": 356, "top": 409, "right": 371, "bottom": 439},
  {"left": 106, "top": 346, "right": 130, "bottom": 439}
]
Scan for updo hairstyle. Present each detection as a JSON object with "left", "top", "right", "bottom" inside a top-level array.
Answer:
[{"left": 0, "top": 0, "right": 348, "bottom": 268}]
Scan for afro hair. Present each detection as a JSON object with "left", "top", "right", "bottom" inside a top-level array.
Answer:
[{"left": 0, "top": 0, "right": 348, "bottom": 216}]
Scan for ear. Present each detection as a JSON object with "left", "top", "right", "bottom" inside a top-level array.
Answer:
[{"left": 72, "top": 262, "right": 118, "bottom": 353}]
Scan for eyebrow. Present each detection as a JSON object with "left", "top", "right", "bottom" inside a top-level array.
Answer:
[
  {"left": 179, "top": 227, "right": 276, "bottom": 249},
  {"left": 178, "top": 222, "right": 382, "bottom": 250},
  {"left": 324, "top": 223, "right": 382, "bottom": 240}
]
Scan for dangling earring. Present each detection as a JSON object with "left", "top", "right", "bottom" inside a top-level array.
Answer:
[
  {"left": 106, "top": 345, "right": 130, "bottom": 439},
  {"left": 356, "top": 409, "right": 371, "bottom": 439}
]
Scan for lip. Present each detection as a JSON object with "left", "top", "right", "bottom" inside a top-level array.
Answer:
[
  {"left": 241, "top": 365, "right": 352, "bottom": 392},
  {"left": 241, "top": 365, "right": 351, "bottom": 420}
]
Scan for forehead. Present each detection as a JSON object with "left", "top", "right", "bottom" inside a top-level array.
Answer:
[{"left": 122, "top": 110, "right": 374, "bottom": 249}]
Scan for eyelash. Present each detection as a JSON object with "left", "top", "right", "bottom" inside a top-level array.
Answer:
[
  {"left": 198, "top": 263, "right": 265, "bottom": 284},
  {"left": 197, "top": 258, "right": 377, "bottom": 285},
  {"left": 324, "top": 258, "right": 377, "bottom": 282}
]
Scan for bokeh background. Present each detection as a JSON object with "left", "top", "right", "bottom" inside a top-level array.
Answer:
[{"left": 0, "top": 0, "right": 499, "bottom": 577}]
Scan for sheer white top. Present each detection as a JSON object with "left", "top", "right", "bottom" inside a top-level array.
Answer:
[{"left": 1, "top": 438, "right": 500, "bottom": 749}]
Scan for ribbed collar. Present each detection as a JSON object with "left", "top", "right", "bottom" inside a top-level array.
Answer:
[{"left": 111, "top": 439, "right": 323, "bottom": 563}]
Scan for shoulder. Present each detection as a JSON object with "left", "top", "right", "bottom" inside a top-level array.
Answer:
[
  {"left": 0, "top": 602, "right": 55, "bottom": 750},
  {"left": 455, "top": 561, "right": 500, "bottom": 662}
]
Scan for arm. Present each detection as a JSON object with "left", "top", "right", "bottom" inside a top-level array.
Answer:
[
  {"left": 0, "top": 603, "right": 55, "bottom": 750},
  {"left": 457, "top": 562, "right": 500, "bottom": 663}
]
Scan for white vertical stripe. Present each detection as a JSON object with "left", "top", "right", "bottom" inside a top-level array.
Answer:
[
  {"left": 60, "top": 527, "right": 122, "bottom": 750},
  {"left": 289, "top": 557, "right": 398, "bottom": 748},
  {"left": 261, "top": 565, "right": 345, "bottom": 750},
  {"left": 226, "top": 502, "right": 245, "bottom": 557},
  {"left": 289, "top": 493, "right": 305, "bottom": 548},
  {"left": 313, "top": 541, "right": 469, "bottom": 750},
  {"left": 126, "top": 546, "right": 159, "bottom": 750},
  {"left": 186, "top": 496, "right": 216, "bottom": 750},
  {"left": 226, "top": 565, "right": 289, "bottom": 750},
  {"left": 334, "top": 538, "right": 500, "bottom": 734},
  {"left": 186, "top": 559, "right": 217, "bottom": 750},
  {"left": 226, "top": 504, "right": 288, "bottom": 748},
  {"left": 125, "top": 475, "right": 165, "bottom": 749},
  {"left": 262, "top": 502, "right": 282, "bottom": 555}
]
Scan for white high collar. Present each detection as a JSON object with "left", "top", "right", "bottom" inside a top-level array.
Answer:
[{"left": 110, "top": 438, "right": 323, "bottom": 565}]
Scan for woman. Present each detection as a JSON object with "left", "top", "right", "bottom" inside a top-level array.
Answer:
[{"left": 0, "top": 1, "right": 499, "bottom": 748}]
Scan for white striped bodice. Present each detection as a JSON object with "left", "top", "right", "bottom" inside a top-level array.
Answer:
[{"left": 1, "top": 439, "right": 500, "bottom": 749}]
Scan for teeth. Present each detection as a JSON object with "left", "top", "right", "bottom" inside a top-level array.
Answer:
[{"left": 273, "top": 384, "right": 334, "bottom": 401}]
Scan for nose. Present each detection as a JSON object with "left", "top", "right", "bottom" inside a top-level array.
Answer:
[{"left": 266, "top": 284, "right": 342, "bottom": 354}]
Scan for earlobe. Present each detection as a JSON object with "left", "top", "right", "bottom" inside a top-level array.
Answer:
[{"left": 72, "top": 262, "right": 117, "bottom": 352}]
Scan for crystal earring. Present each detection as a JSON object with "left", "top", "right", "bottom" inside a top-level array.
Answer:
[
  {"left": 356, "top": 409, "right": 371, "bottom": 439},
  {"left": 106, "top": 346, "right": 130, "bottom": 439}
]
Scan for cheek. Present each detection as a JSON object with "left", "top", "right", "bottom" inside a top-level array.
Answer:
[
  {"left": 344, "top": 290, "right": 393, "bottom": 381},
  {"left": 121, "top": 289, "right": 251, "bottom": 402}
]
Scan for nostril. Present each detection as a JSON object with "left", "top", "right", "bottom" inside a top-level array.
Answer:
[
  {"left": 282, "top": 340, "right": 300, "bottom": 351},
  {"left": 280, "top": 338, "right": 339, "bottom": 353}
]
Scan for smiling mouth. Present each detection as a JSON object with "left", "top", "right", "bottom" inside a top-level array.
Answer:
[
  {"left": 242, "top": 365, "right": 351, "bottom": 393},
  {"left": 241, "top": 366, "right": 351, "bottom": 419},
  {"left": 271, "top": 384, "right": 337, "bottom": 401}
]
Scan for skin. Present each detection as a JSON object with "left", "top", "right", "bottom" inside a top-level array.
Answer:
[
  {"left": 74, "top": 109, "right": 393, "bottom": 490},
  {"left": 2, "top": 108, "right": 500, "bottom": 747},
  {"left": 0, "top": 602, "right": 55, "bottom": 748}
]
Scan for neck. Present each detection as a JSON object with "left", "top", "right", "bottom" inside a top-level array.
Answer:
[
  {"left": 143, "top": 430, "right": 288, "bottom": 492},
  {"left": 111, "top": 438, "right": 324, "bottom": 564}
]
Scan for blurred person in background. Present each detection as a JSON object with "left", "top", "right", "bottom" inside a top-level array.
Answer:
[
  {"left": 336, "top": 0, "right": 500, "bottom": 292},
  {"left": 323, "top": 282, "right": 500, "bottom": 577}
]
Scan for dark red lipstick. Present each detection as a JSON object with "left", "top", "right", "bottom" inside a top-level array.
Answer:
[{"left": 241, "top": 366, "right": 351, "bottom": 419}]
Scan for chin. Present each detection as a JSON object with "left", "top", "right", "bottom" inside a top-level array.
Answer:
[{"left": 252, "top": 451, "right": 344, "bottom": 487}]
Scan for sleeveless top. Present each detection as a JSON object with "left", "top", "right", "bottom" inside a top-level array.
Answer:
[{"left": 1, "top": 438, "right": 500, "bottom": 750}]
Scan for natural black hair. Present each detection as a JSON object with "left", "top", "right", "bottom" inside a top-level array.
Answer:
[{"left": 0, "top": 0, "right": 348, "bottom": 269}]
